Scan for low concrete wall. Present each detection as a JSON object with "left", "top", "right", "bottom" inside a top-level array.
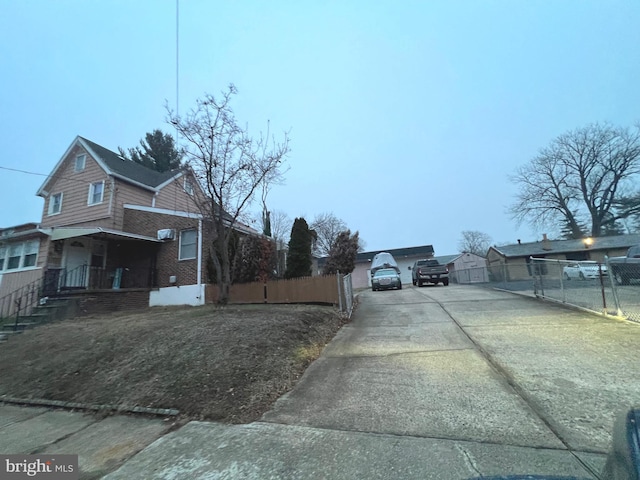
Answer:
[{"left": 149, "top": 284, "right": 205, "bottom": 307}]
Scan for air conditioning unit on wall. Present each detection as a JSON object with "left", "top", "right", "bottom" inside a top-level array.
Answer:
[{"left": 157, "top": 229, "right": 175, "bottom": 241}]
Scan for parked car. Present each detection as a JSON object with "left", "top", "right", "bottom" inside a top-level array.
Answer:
[
  {"left": 608, "top": 244, "right": 640, "bottom": 285},
  {"left": 371, "top": 268, "right": 402, "bottom": 291},
  {"left": 562, "top": 261, "right": 607, "bottom": 280}
]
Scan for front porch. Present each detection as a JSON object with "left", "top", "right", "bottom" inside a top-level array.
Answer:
[
  {"left": 42, "top": 264, "right": 156, "bottom": 295},
  {"left": 43, "top": 227, "right": 160, "bottom": 296}
]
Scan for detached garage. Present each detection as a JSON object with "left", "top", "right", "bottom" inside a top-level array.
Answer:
[{"left": 349, "top": 245, "right": 435, "bottom": 289}]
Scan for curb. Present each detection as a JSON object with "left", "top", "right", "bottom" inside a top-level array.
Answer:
[{"left": 0, "top": 395, "right": 180, "bottom": 417}]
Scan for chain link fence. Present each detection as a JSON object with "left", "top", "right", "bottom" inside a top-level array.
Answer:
[
  {"left": 451, "top": 260, "right": 640, "bottom": 323},
  {"left": 529, "top": 258, "right": 619, "bottom": 317}
]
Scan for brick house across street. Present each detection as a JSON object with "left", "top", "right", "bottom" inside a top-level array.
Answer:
[{"left": 0, "top": 136, "right": 259, "bottom": 317}]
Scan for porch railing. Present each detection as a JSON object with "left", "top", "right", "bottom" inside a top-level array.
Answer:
[
  {"left": 0, "top": 265, "right": 157, "bottom": 324},
  {"left": 0, "top": 275, "right": 43, "bottom": 323},
  {"left": 44, "top": 265, "right": 157, "bottom": 293}
]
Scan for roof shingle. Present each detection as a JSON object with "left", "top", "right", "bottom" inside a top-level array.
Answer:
[{"left": 80, "top": 137, "right": 179, "bottom": 189}]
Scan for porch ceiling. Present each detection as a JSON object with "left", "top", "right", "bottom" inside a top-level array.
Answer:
[{"left": 48, "top": 227, "right": 161, "bottom": 243}]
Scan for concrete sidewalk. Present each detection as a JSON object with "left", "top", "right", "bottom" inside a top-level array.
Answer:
[
  {"left": 103, "top": 421, "right": 601, "bottom": 480},
  {"left": 105, "top": 286, "right": 634, "bottom": 479},
  {"left": 0, "top": 403, "right": 171, "bottom": 479},
  {"left": 5, "top": 285, "right": 639, "bottom": 479}
]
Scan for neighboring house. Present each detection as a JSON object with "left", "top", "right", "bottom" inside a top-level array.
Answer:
[
  {"left": 435, "top": 252, "right": 489, "bottom": 284},
  {"left": 1, "top": 135, "right": 260, "bottom": 317},
  {"left": 487, "top": 233, "right": 640, "bottom": 281},
  {"left": 349, "top": 245, "right": 436, "bottom": 289},
  {"left": 0, "top": 223, "right": 50, "bottom": 317}
]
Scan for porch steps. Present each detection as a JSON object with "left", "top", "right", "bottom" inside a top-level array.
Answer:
[{"left": 0, "top": 298, "right": 73, "bottom": 346}]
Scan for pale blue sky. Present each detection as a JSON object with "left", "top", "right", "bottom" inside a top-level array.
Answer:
[{"left": 1, "top": 1, "right": 639, "bottom": 254}]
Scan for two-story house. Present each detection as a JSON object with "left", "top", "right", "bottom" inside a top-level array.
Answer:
[{"left": 0, "top": 135, "right": 259, "bottom": 317}]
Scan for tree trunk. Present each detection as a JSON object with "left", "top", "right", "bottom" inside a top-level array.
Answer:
[{"left": 212, "top": 224, "right": 232, "bottom": 305}]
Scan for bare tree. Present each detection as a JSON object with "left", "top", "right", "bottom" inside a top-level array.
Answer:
[
  {"left": 168, "top": 84, "right": 290, "bottom": 304},
  {"left": 269, "top": 210, "right": 292, "bottom": 249},
  {"left": 269, "top": 209, "right": 292, "bottom": 277},
  {"left": 509, "top": 123, "right": 640, "bottom": 239},
  {"left": 458, "top": 231, "right": 492, "bottom": 256},
  {"left": 258, "top": 120, "right": 287, "bottom": 237},
  {"left": 310, "top": 213, "right": 348, "bottom": 257}
]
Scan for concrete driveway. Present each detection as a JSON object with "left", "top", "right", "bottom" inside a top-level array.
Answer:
[{"left": 7, "top": 284, "right": 639, "bottom": 479}]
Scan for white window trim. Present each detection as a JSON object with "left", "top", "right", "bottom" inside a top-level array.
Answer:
[
  {"left": 179, "top": 229, "right": 197, "bottom": 261},
  {"left": 48, "top": 192, "right": 63, "bottom": 216},
  {"left": 88, "top": 180, "right": 105, "bottom": 206},
  {"left": 0, "top": 239, "right": 40, "bottom": 272},
  {"left": 75, "top": 154, "right": 86, "bottom": 172}
]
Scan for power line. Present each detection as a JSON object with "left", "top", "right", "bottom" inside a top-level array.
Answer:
[
  {"left": 0, "top": 166, "right": 50, "bottom": 177},
  {"left": 0, "top": 165, "right": 94, "bottom": 187}
]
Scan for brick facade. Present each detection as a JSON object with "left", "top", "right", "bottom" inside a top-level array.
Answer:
[
  {"left": 123, "top": 208, "right": 205, "bottom": 288},
  {"left": 65, "top": 289, "right": 150, "bottom": 316}
]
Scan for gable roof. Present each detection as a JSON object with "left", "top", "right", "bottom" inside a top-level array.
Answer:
[
  {"left": 37, "top": 136, "right": 183, "bottom": 196},
  {"left": 489, "top": 233, "right": 640, "bottom": 258},
  {"left": 80, "top": 137, "right": 178, "bottom": 188},
  {"left": 435, "top": 254, "right": 462, "bottom": 265}
]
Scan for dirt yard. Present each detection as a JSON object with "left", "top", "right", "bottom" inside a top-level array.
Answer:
[{"left": 0, "top": 304, "right": 349, "bottom": 423}]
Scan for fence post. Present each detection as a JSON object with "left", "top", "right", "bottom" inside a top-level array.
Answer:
[
  {"left": 605, "top": 256, "right": 623, "bottom": 316},
  {"left": 558, "top": 259, "right": 565, "bottom": 303},
  {"left": 14, "top": 297, "right": 21, "bottom": 330},
  {"left": 336, "top": 272, "right": 343, "bottom": 313},
  {"left": 598, "top": 263, "right": 607, "bottom": 313}
]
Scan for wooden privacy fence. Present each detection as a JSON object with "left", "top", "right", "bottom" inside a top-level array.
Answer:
[{"left": 206, "top": 274, "right": 352, "bottom": 313}]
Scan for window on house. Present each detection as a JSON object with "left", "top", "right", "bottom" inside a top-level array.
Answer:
[
  {"left": 22, "top": 240, "right": 38, "bottom": 268},
  {"left": 7, "top": 244, "right": 22, "bottom": 270},
  {"left": 88, "top": 181, "right": 104, "bottom": 205},
  {"left": 48, "top": 192, "right": 63, "bottom": 215},
  {"left": 179, "top": 229, "right": 197, "bottom": 260},
  {"left": 2, "top": 240, "right": 40, "bottom": 271},
  {"left": 184, "top": 179, "right": 194, "bottom": 196},
  {"left": 75, "top": 154, "right": 86, "bottom": 172}
]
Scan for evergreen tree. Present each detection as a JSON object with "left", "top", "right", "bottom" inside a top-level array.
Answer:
[
  {"left": 285, "top": 218, "right": 314, "bottom": 278},
  {"left": 322, "top": 230, "right": 359, "bottom": 275},
  {"left": 119, "top": 129, "right": 182, "bottom": 172}
]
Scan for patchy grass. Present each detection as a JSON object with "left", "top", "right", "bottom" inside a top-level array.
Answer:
[{"left": 0, "top": 304, "right": 349, "bottom": 423}]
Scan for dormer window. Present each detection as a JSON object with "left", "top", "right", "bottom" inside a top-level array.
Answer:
[
  {"left": 75, "top": 154, "right": 86, "bottom": 172},
  {"left": 88, "top": 181, "right": 104, "bottom": 205}
]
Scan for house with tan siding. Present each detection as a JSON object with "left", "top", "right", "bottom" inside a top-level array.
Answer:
[
  {"left": 487, "top": 233, "right": 640, "bottom": 281},
  {"left": 0, "top": 135, "right": 260, "bottom": 318},
  {"left": 435, "top": 252, "right": 489, "bottom": 284}
]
